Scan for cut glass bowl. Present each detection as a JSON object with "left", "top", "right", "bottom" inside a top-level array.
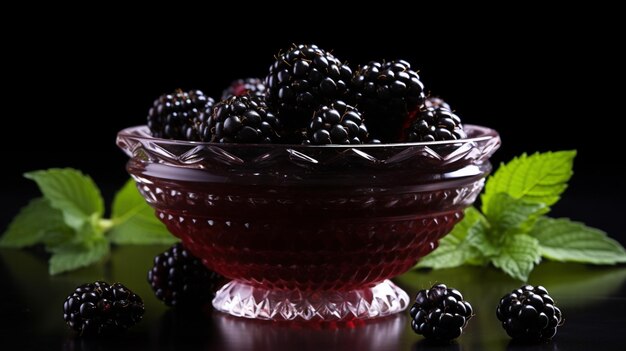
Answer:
[{"left": 117, "top": 125, "right": 500, "bottom": 322}]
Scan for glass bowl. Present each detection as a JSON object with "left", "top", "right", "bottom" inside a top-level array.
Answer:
[{"left": 117, "top": 125, "right": 500, "bottom": 321}]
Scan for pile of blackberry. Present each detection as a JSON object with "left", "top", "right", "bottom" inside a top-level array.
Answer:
[{"left": 146, "top": 44, "right": 468, "bottom": 144}]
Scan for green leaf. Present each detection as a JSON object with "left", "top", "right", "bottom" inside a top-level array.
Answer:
[
  {"left": 530, "top": 217, "right": 626, "bottom": 264},
  {"left": 482, "top": 150, "right": 576, "bottom": 211},
  {"left": 0, "top": 198, "right": 69, "bottom": 248},
  {"left": 49, "top": 237, "right": 109, "bottom": 275},
  {"left": 416, "top": 207, "right": 487, "bottom": 269},
  {"left": 484, "top": 193, "right": 548, "bottom": 234},
  {"left": 24, "top": 169, "right": 104, "bottom": 230},
  {"left": 111, "top": 178, "right": 144, "bottom": 218},
  {"left": 411, "top": 150, "right": 625, "bottom": 280},
  {"left": 466, "top": 220, "right": 499, "bottom": 257},
  {"left": 108, "top": 179, "right": 177, "bottom": 245},
  {"left": 491, "top": 234, "right": 541, "bottom": 281},
  {"left": 42, "top": 228, "right": 74, "bottom": 250}
]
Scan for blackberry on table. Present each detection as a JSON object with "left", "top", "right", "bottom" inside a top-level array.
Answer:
[
  {"left": 148, "top": 243, "right": 222, "bottom": 307},
  {"left": 352, "top": 60, "right": 425, "bottom": 142},
  {"left": 304, "top": 101, "right": 369, "bottom": 145},
  {"left": 404, "top": 106, "right": 466, "bottom": 142},
  {"left": 497, "top": 285, "right": 563, "bottom": 342},
  {"left": 63, "top": 281, "right": 144, "bottom": 335},
  {"left": 265, "top": 44, "right": 352, "bottom": 131},
  {"left": 200, "top": 95, "right": 281, "bottom": 143},
  {"left": 221, "top": 78, "right": 266, "bottom": 100},
  {"left": 147, "top": 89, "right": 214, "bottom": 141},
  {"left": 409, "top": 283, "right": 474, "bottom": 341}
]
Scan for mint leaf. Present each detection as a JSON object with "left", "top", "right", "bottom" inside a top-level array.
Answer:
[
  {"left": 111, "top": 179, "right": 144, "bottom": 218},
  {"left": 42, "top": 228, "right": 74, "bottom": 250},
  {"left": 0, "top": 198, "right": 69, "bottom": 248},
  {"left": 2, "top": 169, "right": 178, "bottom": 275},
  {"left": 411, "top": 150, "right": 625, "bottom": 280},
  {"left": 482, "top": 151, "right": 576, "bottom": 210},
  {"left": 491, "top": 234, "right": 541, "bottom": 281},
  {"left": 108, "top": 179, "right": 177, "bottom": 244},
  {"left": 49, "top": 237, "right": 109, "bottom": 275},
  {"left": 417, "top": 207, "right": 487, "bottom": 269},
  {"left": 530, "top": 217, "right": 626, "bottom": 264},
  {"left": 25, "top": 169, "right": 104, "bottom": 230},
  {"left": 466, "top": 220, "right": 499, "bottom": 257},
  {"left": 484, "top": 193, "right": 548, "bottom": 234}
]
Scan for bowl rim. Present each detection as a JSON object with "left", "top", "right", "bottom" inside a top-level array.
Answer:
[{"left": 117, "top": 124, "right": 499, "bottom": 149}]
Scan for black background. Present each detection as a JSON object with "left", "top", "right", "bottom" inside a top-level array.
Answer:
[
  {"left": 1, "top": 9, "right": 626, "bottom": 351},
  {"left": 1, "top": 11, "right": 624, "bottom": 244}
]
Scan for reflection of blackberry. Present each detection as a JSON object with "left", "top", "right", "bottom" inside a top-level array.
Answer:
[
  {"left": 147, "top": 89, "right": 213, "bottom": 141},
  {"left": 200, "top": 95, "right": 281, "bottom": 143},
  {"left": 409, "top": 284, "right": 473, "bottom": 341},
  {"left": 424, "top": 96, "right": 451, "bottom": 110},
  {"left": 304, "top": 101, "right": 369, "bottom": 145},
  {"left": 352, "top": 60, "right": 425, "bottom": 142},
  {"left": 497, "top": 285, "right": 563, "bottom": 342},
  {"left": 405, "top": 107, "right": 466, "bottom": 142},
  {"left": 63, "top": 281, "right": 144, "bottom": 335},
  {"left": 265, "top": 44, "right": 352, "bottom": 131},
  {"left": 148, "top": 243, "right": 222, "bottom": 307},
  {"left": 221, "top": 78, "right": 266, "bottom": 100}
]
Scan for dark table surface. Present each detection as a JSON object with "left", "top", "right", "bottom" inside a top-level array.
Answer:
[{"left": 1, "top": 246, "right": 625, "bottom": 351}]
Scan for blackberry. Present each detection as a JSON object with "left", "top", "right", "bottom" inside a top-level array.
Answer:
[
  {"left": 304, "top": 101, "right": 369, "bottom": 145},
  {"left": 147, "top": 89, "right": 214, "bottom": 141},
  {"left": 201, "top": 95, "right": 281, "bottom": 143},
  {"left": 497, "top": 285, "right": 563, "bottom": 342},
  {"left": 195, "top": 102, "right": 214, "bottom": 142},
  {"left": 352, "top": 60, "right": 426, "bottom": 142},
  {"left": 425, "top": 96, "right": 451, "bottom": 110},
  {"left": 188, "top": 95, "right": 216, "bottom": 141},
  {"left": 221, "top": 78, "right": 266, "bottom": 100},
  {"left": 409, "top": 283, "right": 473, "bottom": 341},
  {"left": 265, "top": 44, "right": 352, "bottom": 131},
  {"left": 148, "top": 243, "right": 222, "bottom": 307},
  {"left": 63, "top": 281, "right": 144, "bottom": 335},
  {"left": 405, "top": 107, "right": 467, "bottom": 142}
]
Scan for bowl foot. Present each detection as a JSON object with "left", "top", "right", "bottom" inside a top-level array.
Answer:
[{"left": 212, "top": 279, "right": 409, "bottom": 322}]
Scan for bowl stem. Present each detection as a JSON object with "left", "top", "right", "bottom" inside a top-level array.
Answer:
[{"left": 212, "top": 279, "right": 409, "bottom": 322}]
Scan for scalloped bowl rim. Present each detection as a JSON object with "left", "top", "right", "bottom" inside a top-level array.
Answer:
[{"left": 118, "top": 124, "right": 499, "bottom": 149}]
